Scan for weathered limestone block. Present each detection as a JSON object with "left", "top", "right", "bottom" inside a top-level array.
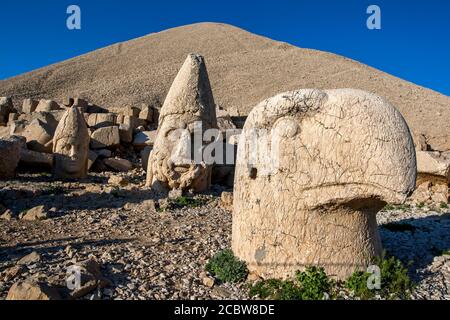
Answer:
[
  {"left": 0, "top": 97, "right": 13, "bottom": 125},
  {"left": 22, "top": 99, "right": 39, "bottom": 114},
  {"left": 119, "top": 123, "right": 133, "bottom": 143},
  {"left": 415, "top": 151, "right": 450, "bottom": 183},
  {"left": 53, "top": 106, "right": 90, "bottom": 179},
  {"left": 410, "top": 151, "right": 450, "bottom": 204},
  {"left": 232, "top": 89, "right": 417, "bottom": 280},
  {"left": 87, "top": 113, "right": 117, "bottom": 129},
  {"left": 104, "top": 158, "right": 133, "bottom": 172},
  {"left": 18, "top": 112, "right": 60, "bottom": 131},
  {"left": 35, "top": 100, "right": 60, "bottom": 112},
  {"left": 21, "top": 119, "right": 54, "bottom": 153},
  {"left": 122, "top": 106, "right": 141, "bottom": 118},
  {"left": 90, "top": 126, "right": 120, "bottom": 149},
  {"left": 0, "top": 136, "right": 23, "bottom": 179},
  {"left": 146, "top": 54, "right": 217, "bottom": 193},
  {"left": 139, "top": 104, "right": 154, "bottom": 122},
  {"left": 88, "top": 150, "right": 98, "bottom": 171},
  {"left": 20, "top": 148, "right": 54, "bottom": 169},
  {"left": 6, "top": 281, "right": 61, "bottom": 300}
]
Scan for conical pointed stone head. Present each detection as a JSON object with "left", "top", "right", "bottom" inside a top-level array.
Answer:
[
  {"left": 53, "top": 106, "right": 90, "bottom": 179},
  {"left": 159, "top": 53, "right": 217, "bottom": 128},
  {"left": 147, "top": 54, "right": 218, "bottom": 193}
]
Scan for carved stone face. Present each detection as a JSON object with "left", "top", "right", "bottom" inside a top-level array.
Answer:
[
  {"left": 53, "top": 107, "right": 90, "bottom": 179},
  {"left": 146, "top": 54, "right": 217, "bottom": 193},
  {"left": 54, "top": 136, "right": 88, "bottom": 175}
]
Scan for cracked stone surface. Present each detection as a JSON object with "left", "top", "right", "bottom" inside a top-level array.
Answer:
[
  {"left": 146, "top": 54, "right": 217, "bottom": 193},
  {"left": 232, "top": 89, "right": 417, "bottom": 280},
  {"left": 52, "top": 107, "right": 90, "bottom": 180}
]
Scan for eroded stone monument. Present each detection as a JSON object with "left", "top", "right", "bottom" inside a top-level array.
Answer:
[
  {"left": 232, "top": 89, "right": 417, "bottom": 280},
  {"left": 52, "top": 106, "right": 90, "bottom": 179},
  {"left": 146, "top": 54, "right": 217, "bottom": 193}
]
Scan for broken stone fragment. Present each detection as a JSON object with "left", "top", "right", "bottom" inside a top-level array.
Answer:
[
  {"left": 87, "top": 113, "right": 117, "bottom": 129},
  {"left": 20, "top": 148, "right": 54, "bottom": 169},
  {"left": 35, "top": 99, "right": 61, "bottom": 112},
  {"left": 1, "top": 209, "right": 14, "bottom": 221},
  {"left": 2, "top": 265, "right": 26, "bottom": 282},
  {"left": 87, "top": 150, "right": 98, "bottom": 171},
  {"left": 232, "top": 89, "right": 417, "bottom": 280},
  {"left": 69, "top": 258, "right": 111, "bottom": 299},
  {"left": 6, "top": 281, "right": 61, "bottom": 300},
  {"left": 95, "top": 149, "right": 112, "bottom": 158},
  {"left": 122, "top": 106, "right": 141, "bottom": 118},
  {"left": 104, "top": 157, "right": 133, "bottom": 172},
  {"left": 0, "top": 135, "right": 23, "bottom": 179},
  {"left": 0, "top": 97, "right": 13, "bottom": 125},
  {"left": 22, "top": 98, "right": 39, "bottom": 114},
  {"left": 119, "top": 123, "right": 133, "bottom": 143},
  {"left": 90, "top": 126, "right": 120, "bottom": 149},
  {"left": 17, "top": 251, "right": 42, "bottom": 265},
  {"left": 108, "top": 175, "right": 129, "bottom": 186},
  {"left": 21, "top": 119, "right": 54, "bottom": 153},
  {"left": 139, "top": 104, "right": 154, "bottom": 122},
  {"left": 20, "top": 205, "right": 48, "bottom": 221},
  {"left": 416, "top": 151, "right": 450, "bottom": 183}
]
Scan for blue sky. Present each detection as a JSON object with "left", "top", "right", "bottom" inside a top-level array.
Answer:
[{"left": 1, "top": 0, "right": 449, "bottom": 96}]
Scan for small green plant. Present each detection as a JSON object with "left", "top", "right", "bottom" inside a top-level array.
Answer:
[
  {"left": 205, "top": 249, "right": 248, "bottom": 283},
  {"left": 381, "top": 222, "right": 416, "bottom": 232},
  {"left": 249, "top": 279, "right": 303, "bottom": 300},
  {"left": 173, "top": 196, "right": 205, "bottom": 208},
  {"left": 295, "top": 267, "right": 335, "bottom": 300},
  {"left": 345, "top": 253, "right": 413, "bottom": 300},
  {"left": 440, "top": 202, "right": 449, "bottom": 209},
  {"left": 249, "top": 267, "right": 334, "bottom": 300},
  {"left": 416, "top": 202, "right": 425, "bottom": 209}
]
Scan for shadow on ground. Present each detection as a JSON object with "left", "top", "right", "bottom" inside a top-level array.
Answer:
[{"left": 380, "top": 212, "right": 450, "bottom": 278}]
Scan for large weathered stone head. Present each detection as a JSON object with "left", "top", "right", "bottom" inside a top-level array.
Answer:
[
  {"left": 146, "top": 54, "right": 217, "bottom": 192},
  {"left": 232, "top": 89, "right": 417, "bottom": 280},
  {"left": 52, "top": 106, "right": 90, "bottom": 179}
]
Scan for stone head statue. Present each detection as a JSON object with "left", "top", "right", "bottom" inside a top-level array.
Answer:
[
  {"left": 146, "top": 54, "right": 217, "bottom": 193},
  {"left": 53, "top": 106, "right": 90, "bottom": 179},
  {"left": 232, "top": 89, "right": 417, "bottom": 280}
]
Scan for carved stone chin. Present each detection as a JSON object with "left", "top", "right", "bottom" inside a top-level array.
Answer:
[
  {"left": 52, "top": 106, "right": 90, "bottom": 179},
  {"left": 232, "top": 89, "right": 417, "bottom": 280}
]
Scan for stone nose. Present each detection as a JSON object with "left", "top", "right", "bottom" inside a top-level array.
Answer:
[{"left": 69, "top": 145, "right": 77, "bottom": 158}]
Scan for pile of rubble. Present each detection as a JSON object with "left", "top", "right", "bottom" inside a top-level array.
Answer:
[{"left": 0, "top": 93, "right": 238, "bottom": 185}]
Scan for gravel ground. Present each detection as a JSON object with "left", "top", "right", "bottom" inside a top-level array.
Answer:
[{"left": 0, "top": 172, "right": 449, "bottom": 300}]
